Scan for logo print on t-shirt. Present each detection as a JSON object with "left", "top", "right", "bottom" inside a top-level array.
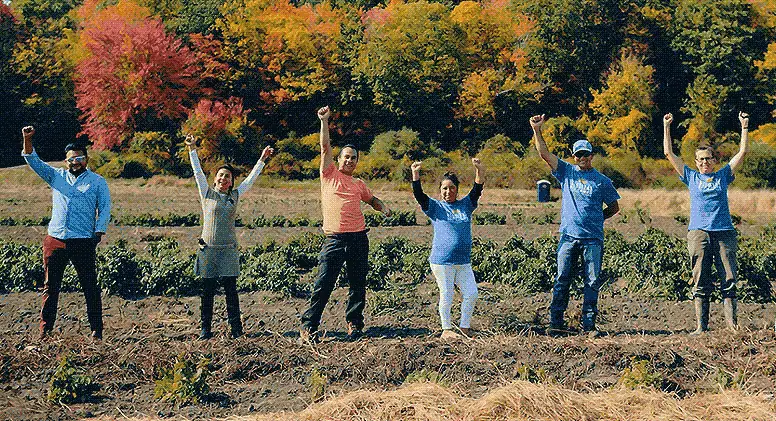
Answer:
[
  {"left": 77, "top": 184, "right": 90, "bottom": 193},
  {"left": 447, "top": 208, "right": 468, "bottom": 222},
  {"left": 697, "top": 176, "right": 720, "bottom": 192},
  {"left": 571, "top": 178, "right": 593, "bottom": 196}
]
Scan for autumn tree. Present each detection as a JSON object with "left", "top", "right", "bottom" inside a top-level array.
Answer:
[
  {"left": 583, "top": 54, "right": 656, "bottom": 156},
  {"left": 9, "top": 0, "right": 82, "bottom": 162},
  {"left": 451, "top": 0, "right": 538, "bottom": 145},
  {"left": 74, "top": 0, "right": 203, "bottom": 149}
]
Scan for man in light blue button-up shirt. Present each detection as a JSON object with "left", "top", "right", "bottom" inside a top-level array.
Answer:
[{"left": 22, "top": 126, "right": 111, "bottom": 340}]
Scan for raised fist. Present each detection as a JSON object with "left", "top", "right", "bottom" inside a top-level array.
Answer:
[
  {"left": 529, "top": 114, "right": 545, "bottom": 130},
  {"left": 663, "top": 113, "right": 673, "bottom": 126},
  {"left": 22, "top": 126, "right": 35, "bottom": 138},
  {"left": 317, "top": 106, "right": 330, "bottom": 121}
]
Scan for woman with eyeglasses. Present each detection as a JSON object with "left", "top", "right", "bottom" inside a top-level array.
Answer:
[
  {"left": 410, "top": 158, "right": 484, "bottom": 339},
  {"left": 663, "top": 112, "right": 749, "bottom": 334},
  {"left": 185, "top": 135, "right": 274, "bottom": 339}
]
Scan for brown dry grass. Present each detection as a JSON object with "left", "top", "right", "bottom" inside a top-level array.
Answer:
[{"left": 94, "top": 381, "right": 776, "bottom": 421}]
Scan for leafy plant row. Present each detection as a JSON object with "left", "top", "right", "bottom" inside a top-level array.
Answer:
[{"left": 0, "top": 227, "right": 773, "bottom": 302}]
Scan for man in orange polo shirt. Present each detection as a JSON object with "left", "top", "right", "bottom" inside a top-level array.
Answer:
[{"left": 300, "top": 106, "right": 391, "bottom": 343}]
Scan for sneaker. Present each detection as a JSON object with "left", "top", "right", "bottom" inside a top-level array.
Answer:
[
  {"left": 346, "top": 323, "right": 364, "bottom": 341},
  {"left": 299, "top": 328, "right": 319, "bottom": 345},
  {"left": 90, "top": 330, "right": 102, "bottom": 340}
]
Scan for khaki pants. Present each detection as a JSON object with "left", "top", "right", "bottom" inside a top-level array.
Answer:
[{"left": 687, "top": 229, "right": 737, "bottom": 299}]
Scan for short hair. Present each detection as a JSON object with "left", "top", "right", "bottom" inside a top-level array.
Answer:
[
  {"left": 339, "top": 144, "right": 359, "bottom": 159},
  {"left": 695, "top": 145, "right": 717, "bottom": 159},
  {"left": 440, "top": 171, "right": 459, "bottom": 188},
  {"left": 64, "top": 143, "right": 88, "bottom": 157}
]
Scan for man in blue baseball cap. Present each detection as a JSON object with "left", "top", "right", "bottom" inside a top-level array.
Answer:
[{"left": 530, "top": 115, "right": 620, "bottom": 336}]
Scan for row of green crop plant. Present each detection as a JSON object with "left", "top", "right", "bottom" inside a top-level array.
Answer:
[
  {"left": 1, "top": 227, "right": 774, "bottom": 302},
  {"left": 2, "top": 210, "right": 520, "bottom": 228}
]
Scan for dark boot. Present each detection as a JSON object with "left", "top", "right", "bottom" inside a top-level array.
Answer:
[
  {"left": 690, "top": 297, "right": 709, "bottom": 335},
  {"left": 723, "top": 297, "right": 738, "bottom": 331},
  {"left": 548, "top": 311, "right": 565, "bottom": 335},
  {"left": 200, "top": 293, "right": 214, "bottom": 340},
  {"left": 224, "top": 277, "right": 243, "bottom": 338}
]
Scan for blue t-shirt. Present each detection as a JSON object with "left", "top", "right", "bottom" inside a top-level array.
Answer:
[
  {"left": 552, "top": 159, "right": 620, "bottom": 241},
  {"left": 425, "top": 196, "right": 476, "bottom": 265},
  {"left": 680, "top": 164, "right": 734, "bottom": 231}
]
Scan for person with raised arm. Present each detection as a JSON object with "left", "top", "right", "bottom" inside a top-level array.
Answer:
[
  {"left": 21, "top": 126, "right": 111, "bottom": 340},
  {"left": 411, "top": 158, "right": 484, "bottom": 339},
  {"left": 185, "top": 134, "right": 274, "bottom": 340},
  {"left": 299, "top": 106, "right": 390, "bottom": 343},
  {"left": 530, "top": 115, "right": 620, "bottom": 336},
  {"left": 663, "top": 112, "right": 749, "bottom": 334}
]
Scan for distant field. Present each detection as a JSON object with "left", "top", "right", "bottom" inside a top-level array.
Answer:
[{"left": 1, "top": 165, "right": 775, "bottom": 248}]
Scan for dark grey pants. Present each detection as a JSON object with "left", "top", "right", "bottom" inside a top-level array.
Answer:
[
  {"left": 688, "top": 229, "right": 738, "bottom": 299},
  {"left": 301, "top": 231, "right": 369, "bottom": 333}
]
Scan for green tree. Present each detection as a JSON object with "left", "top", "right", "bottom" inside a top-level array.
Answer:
[
  {"left": 354, "top": 1, "right": 465, "bottom": 146},
  {"left": 519, "top": 0, "right": 627, "bottom": 117},
  {"left": 670, "top": 0, "right": 768, "bottom": 128}
]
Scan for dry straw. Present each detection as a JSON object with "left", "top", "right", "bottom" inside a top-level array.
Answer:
[{"left": 99, "top": 380, "right": 774, "bottom": 421}]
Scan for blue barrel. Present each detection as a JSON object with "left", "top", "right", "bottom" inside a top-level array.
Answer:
[{"left": 537, "top": 180, "right": 551, "bottom": 202}]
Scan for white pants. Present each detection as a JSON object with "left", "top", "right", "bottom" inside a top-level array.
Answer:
[{"left": 430, "top": 263, "right": 478, "bottom": 330}]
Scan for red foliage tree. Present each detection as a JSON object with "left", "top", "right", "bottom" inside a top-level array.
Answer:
[{"left": 75, "top": 17, "right": 201, "bottom": 149}]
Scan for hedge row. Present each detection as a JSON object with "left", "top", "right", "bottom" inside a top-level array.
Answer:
[{"left": 0, "top": 227, "right": 773, "bottom": 302}]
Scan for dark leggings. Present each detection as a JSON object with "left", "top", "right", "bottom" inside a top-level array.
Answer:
[{"left": 200, "top": 276, "right": 241, "bottom": 332}]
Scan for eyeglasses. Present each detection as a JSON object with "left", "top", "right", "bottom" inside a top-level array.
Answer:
[
  {"left": 695, "top": 157, "right": 715, "bottom": 162},
  {"left": 574, "top": 151, "right": 591, "bottom": 158},
  {"left": 66, "top": 155, "right": 86, "bottom": 163}
]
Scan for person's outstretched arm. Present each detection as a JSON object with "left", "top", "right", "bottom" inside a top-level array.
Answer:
[
  {"left": 318, "top": 106, "right": 335, "bottom": 173},
  {"left": 468, "top": 157, "right": 485, "bottom": 207},
  {"left": 410, "top": 161, "right": 429, "bottom": 211},
  {"left": 663, "top": 113, "right": 685, "bottom": 176},
  {"left": 185, "top": 135, "right": 208, "bottom": 198},
  {"left": 728, "top": 112, "right": 749, "bottom": 173},
  {"left": 530, "top": 114, "right": 559, "bottom": 171},
  {"left": 237, "top": 145, "right": 274, "bottom": 196},
  {"left": 21, "top": 126, "right": 56, "bottom": 183}
]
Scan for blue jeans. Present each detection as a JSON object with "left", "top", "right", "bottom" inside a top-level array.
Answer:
[{"left": 549, "top": 234, "right": 603, "bottom": 330}]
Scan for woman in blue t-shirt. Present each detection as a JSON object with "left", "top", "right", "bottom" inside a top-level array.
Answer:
[
  {"left": 663, "top": 112, "right": 749, "bottom": 334},
  {"left": 411, "top": 158, "right": 484, "bottom": 339}
]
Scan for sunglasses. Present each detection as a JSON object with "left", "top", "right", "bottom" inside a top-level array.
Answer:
[
  {"left": 66, "top": 155, "right": 87, "bottom": 163},
  {"left": 574, "top": 151, "right": 591, "bottom": 158},
  {"left": 695, "top": 157, "right": 715, "bottom": 162}
]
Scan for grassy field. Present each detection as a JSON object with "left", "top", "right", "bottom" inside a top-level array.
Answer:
[{"left": 2, "top": 165, "right": 776, "bottom": 420}]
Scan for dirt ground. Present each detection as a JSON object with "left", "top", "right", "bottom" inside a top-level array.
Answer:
[
  {"left": 1, "top": 282, "right": 775, "bottom": 421},
  {"left": 2, "top": 171, "right": 776, "bottom": 420}
]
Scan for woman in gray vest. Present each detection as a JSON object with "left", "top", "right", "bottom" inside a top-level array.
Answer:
[{"left": 185, "top": 135, "right": 274, "bottom": 339}]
